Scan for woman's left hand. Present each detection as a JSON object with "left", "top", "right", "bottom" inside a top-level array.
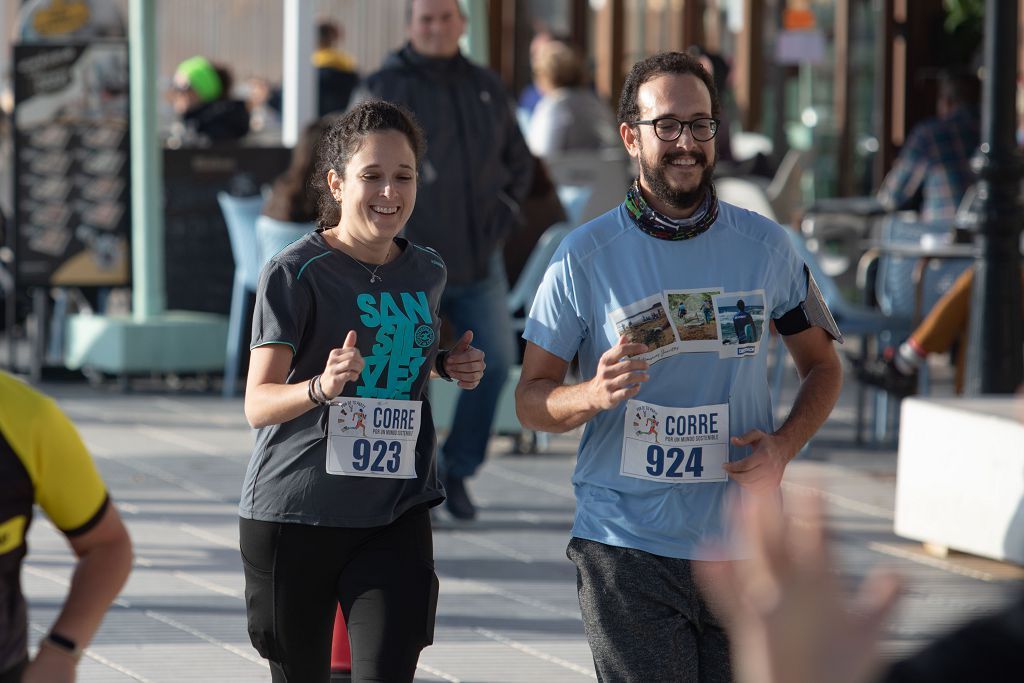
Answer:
[{"left": 446, "top": 330, "right": 486, "bottom": 390}]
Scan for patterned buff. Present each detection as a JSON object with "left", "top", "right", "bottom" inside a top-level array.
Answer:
[{"left": 624, "top": 178, "right": 720, "bottom": 241}]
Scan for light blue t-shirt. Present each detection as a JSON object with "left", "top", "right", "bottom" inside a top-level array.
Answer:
[{"left": 523, "top": 201, "right": 808, "bottom": 560}]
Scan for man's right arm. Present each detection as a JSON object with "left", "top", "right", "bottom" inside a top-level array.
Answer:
[
  {"left": 24, "top": 504, "right": 132, "bottom": 683},
  {"left": 516, "top": 338, "right": 650, "bottom": 433}
]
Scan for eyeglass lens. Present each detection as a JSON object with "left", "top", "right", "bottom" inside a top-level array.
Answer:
[{"left": 654, "top": 118, "right": 717, "bottom": 142}]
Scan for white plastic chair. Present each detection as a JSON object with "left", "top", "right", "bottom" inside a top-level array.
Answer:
[
  {"left": 256, "top": 216, "right": 313, "bottom": 265},
  {"left": 217, "top": 192, "right": 264, "bottom": 398},
  {"left": 715, "top": 177, "right": 778, "bottom": 222},
  {"left": 545, "top": 149, "right": 632, "bottom": 224},
  {"left": 507, "top": 222, "right": 574, "bottom": 333},
  {"left": 555, "top": 184, "right": 592, "bottom": 226}
]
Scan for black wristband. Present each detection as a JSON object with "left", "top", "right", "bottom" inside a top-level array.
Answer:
[
  {"left": 44, "top": 631, "right": 82, "bottom": 660},
  {"left": 435, "top": 349, "right": 454, "bottom": 382}
]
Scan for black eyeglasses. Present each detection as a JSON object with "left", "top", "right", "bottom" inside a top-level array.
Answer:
[{"left": 631, "top": 116, "right": 720, "bottom": 142}]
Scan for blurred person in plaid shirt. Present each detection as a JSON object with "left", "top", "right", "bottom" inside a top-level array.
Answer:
[
  {"left": 877, "top": 70, "right": 980, "bottom": 222},
  {"left": 856, "top": 70, "right": 1024, "bottom": 398}
]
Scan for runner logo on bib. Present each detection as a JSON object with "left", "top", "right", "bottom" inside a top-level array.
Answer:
[
  {"left": 327, "top": 398, "right": 421, "bottom": 479},
  {"left": 621, "top": 399, "right": 729, "bottom": 483}
]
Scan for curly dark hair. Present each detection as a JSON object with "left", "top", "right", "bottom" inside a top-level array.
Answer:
[
  {"left": 616, "top": 51, "right": 720, "bottom": 125},
  {"left": 313, "top": 99, "right": 427, "bottom": 228}
]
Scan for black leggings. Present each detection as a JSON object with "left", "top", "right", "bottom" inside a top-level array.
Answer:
[{"left": 239, "top": 509, "right": 438, "bottom": 683}]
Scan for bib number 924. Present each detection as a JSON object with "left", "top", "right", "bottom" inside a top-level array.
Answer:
[
  {"left": 646, "top": 444, "right": 704, "bottom": 478},
  {"left": 351, "top": 439, "right": 402, "bottom": 473}
]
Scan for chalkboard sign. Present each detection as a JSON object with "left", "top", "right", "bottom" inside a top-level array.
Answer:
[
  {"left": 12, "top": 41, "right": 130, "bottom": 287},
  {"left": 163, "top": 146, "right": 291, "bottom": 315}
]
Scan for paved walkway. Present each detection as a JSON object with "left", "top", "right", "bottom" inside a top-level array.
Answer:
[{"left": 21, "top": 373, "right": 1024, "bottom": 682}]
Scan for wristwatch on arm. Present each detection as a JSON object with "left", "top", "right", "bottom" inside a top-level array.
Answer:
[
  {"left": 40, "top": 631, "right": 83, "bottom": 662},
  {"left": 435, "top": 349, "right": 454, "bottom": 382}
]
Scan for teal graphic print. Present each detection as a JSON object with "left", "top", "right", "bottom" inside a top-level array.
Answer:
[{"left": 355, "top": 291, "right": 432, "bottom": 399}]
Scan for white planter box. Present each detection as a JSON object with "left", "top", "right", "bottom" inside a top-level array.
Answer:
[{"left": 894, "top": 396, "right": 1024, "bottom": 565}]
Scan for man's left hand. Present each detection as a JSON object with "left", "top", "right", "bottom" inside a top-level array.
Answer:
[{"left": 723, "top": 429, "right": 796, "bottom": 493}]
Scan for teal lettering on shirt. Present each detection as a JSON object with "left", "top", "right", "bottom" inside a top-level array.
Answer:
[
  {"left": 357, "top": 291, "right": 433, "bottom": 399},
  {"left": 356, "top": 293, "right": 380, "bottom": 327}
]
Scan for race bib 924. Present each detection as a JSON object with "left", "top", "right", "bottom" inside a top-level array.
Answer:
[{"left": 621, "top": 399, "right": 729, "bottom": 483}]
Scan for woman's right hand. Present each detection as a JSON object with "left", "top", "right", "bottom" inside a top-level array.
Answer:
[{"left": 320, "top": 330, "right": 365, "bottom": 399}]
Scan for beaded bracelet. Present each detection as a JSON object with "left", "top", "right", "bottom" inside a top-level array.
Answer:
[
  {"left": 308, "top": 375, "right": 328, "bottom": 405},
  {"left": 314, "top": 374, "right": 331, "bottom": 403}
]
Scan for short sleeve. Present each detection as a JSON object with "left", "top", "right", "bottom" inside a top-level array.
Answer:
[
  {"left": 34, "top": 398, "right": 108, "bottom": 535},
  {"left": 771, "top": 233, "right": 842, "bottom": 342},
  {"left": 523, "top": 243, "right": 589, "bottom": 361},
  {"left": 251, "top": 259, "right": 311, "bottom": 354},
  {"left": 771, "top": 234, "right": 809, "bottom": 321}
]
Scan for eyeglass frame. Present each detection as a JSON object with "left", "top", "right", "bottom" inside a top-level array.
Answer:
[{"left": 629, "top": 116, "right": 721, "bottom": 142}]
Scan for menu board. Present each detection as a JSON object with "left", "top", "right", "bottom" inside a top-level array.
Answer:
[
  {"left": 163, "top": 146, "right": 292, "bottom": 315},
  {"left": 12, "top": 42, "right": 130, "bottom": 286}
]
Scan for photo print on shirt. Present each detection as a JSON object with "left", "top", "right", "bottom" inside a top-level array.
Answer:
[
  {"left": 610, "top": 293, "right": 679, "bottom": 365},
  {"left": 665, "top": 288, "right": 723, "bottom": 353},
  {"left": 608, "top": 288, "right": 724, "bottom": 365},
  {"left": 713, "top": 289, "right": 766, "bottom": 358}
]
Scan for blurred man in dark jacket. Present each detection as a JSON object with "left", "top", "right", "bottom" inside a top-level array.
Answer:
[{"left": 356, "top": 0, "right": 534, "bottom": 520}]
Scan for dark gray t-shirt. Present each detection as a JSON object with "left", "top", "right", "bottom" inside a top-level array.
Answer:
[{"left": 239, "top": 231, "right": 448, "bottom": 527}]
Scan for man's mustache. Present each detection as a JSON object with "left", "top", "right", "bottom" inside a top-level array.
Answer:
[{"left": 661, "top": 151, "right": 707, "bottom": 166}]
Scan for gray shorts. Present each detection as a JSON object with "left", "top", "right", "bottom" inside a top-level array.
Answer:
[{"left": 567, "top": 537, "right": 732, "bottom": 683}]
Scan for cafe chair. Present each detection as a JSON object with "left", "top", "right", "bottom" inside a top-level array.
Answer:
[
  {"left": 860, "top": 214, "right": 973, "bottom": 400},
  {"left": 869, "top": 215, "right": 969, "bottom": 318},
  {"left": 507, "top": 222, "right": 574, "bottom": 335},
  {"left": 555, "top": 184, "right": 593, "bottom": 227},
  {"left": 765, "top": 149, "right": 808, "bottom": 226},
  {"left": 256, "top": 215, "right": 313, "bottom": 266},
  {"left": 871, "top": 215, "right": 968, "bottom": 321},
  {"left": 715, "top": 176, "right": 778, "bottom": 222},
  {"left": 774, "top": 227, "right": 914, "bottom": 443},
  {"left": 217, "top": 192, "right": 264, "bottom": 398},
  {"left": 544, "top": 149, "right": 632, "bottom": 225}
]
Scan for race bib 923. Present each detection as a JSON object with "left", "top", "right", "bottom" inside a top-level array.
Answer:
[{"left": 326, "top": 398, "right": 422, "bottom": 479}]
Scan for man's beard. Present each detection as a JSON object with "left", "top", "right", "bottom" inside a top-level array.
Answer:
[{"left": 637, "top": 140, "right": 715, "bottom": 212}]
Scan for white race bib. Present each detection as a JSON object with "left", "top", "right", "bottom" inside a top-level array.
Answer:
[
  {"left": 621, "top": 399, "right": 729, "bottom": 483},
  {"left": 327, "top": 398, "right": 422, "bottom": 479}
]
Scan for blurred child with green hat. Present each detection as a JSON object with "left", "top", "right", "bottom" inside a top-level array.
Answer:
[{"left": 170, "top": 56, "right": 250, "bottom": 144}]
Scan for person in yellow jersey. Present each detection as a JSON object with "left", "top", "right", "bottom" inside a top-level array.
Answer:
[{"left": 0, "top": 371, "right": 133, "bottom": 683}]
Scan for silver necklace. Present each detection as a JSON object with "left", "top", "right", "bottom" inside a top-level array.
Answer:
[{"left": 342, "top": 241, "right": 393, "bottom": 283}]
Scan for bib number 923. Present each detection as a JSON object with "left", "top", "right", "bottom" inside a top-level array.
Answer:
[
  {"left": 351, "top": 439, "right": 402, "bottom": 473},
  {"left": 645, "top": 444, "right": 704, "bottom": 478}
]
